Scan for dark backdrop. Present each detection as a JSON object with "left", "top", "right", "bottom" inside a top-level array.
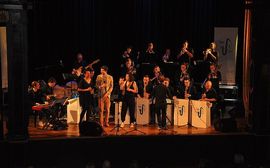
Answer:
[{"left": 28, "top": 0, "right": 244, "bottom": 86}]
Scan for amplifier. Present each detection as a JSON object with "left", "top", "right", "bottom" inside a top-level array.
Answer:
[{"left": 219, "top": 84, "right": 238, "bottom": 100}]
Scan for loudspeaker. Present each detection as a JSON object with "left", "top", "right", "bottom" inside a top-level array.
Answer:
[
  {"left": 214, "top": 118, "right": 237, "bottom": 132},
  {"left": 79, "top": 121, "right": 103, "bottom": 136}
]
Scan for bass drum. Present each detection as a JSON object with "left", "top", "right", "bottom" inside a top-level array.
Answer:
[
  {"left": 65, "top": 81, "right": 79, "bottom": 98},
  {"left": 53, "top": 85, "right": 66, "bottom": 99}
]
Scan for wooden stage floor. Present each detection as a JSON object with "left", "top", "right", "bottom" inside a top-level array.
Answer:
[{"left": 25, "top": 117, "right": 247, "bottom": 139}]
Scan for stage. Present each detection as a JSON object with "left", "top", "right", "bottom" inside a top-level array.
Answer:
[{"left": 3, "top": 117, "right": 268, "bottom": 168}]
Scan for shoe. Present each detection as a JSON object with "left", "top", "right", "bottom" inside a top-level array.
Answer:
[
  {"left": 130, "top": 123, "right": 134, "bottom": 128},
  {"left": 120, "top": 122, "right": 124, "bottom": 128},
  {"left": 157, "top": 126, "right": 161, "bottom": 130},
  {"left": 105, "top": 123, "right": 110, "bottom": 127}
]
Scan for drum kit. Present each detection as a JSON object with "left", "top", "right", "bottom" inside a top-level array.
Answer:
[{"left": 52, "top": 81, "right": 79, "bottom": 99}]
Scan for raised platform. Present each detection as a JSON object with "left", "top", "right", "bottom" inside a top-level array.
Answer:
[{"left": 1, "top": 118, "right": 270, "bottom": 168}]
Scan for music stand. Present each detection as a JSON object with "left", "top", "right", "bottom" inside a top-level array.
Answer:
[
  {"left": 178, "top": 99, "right": 198, "bottom": 129},
  {"left": 109, "top": 100, "right": 127, "bottom": 135},
  {"left": 158, "top": 100, "right": 177, "bottom": 134}
]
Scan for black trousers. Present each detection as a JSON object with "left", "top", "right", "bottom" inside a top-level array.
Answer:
[
  {"left": 80, "top": 103, "right": 93, "bottom": 123},
  {"left": 155, "top": 103, "right": 167, "bottom": 128},
  {"left": 121, "top": 97, "right": 136, "bottom": 123},
  {"left": 149, "top": 104, "right": 156, "bottom": 124}
]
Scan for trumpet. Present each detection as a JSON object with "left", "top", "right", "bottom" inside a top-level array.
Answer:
[{"left": 203, "top": 48, "right": 216, "bottom": 60}]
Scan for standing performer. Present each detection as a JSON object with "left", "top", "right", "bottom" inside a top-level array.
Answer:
[
  {"left": 119, "top": 73, "right": 138, "bottom": 128},
  {"left": 203, "top": 42, "right": 219, "bottom": 66},
  {"left": 176, "top": 41, "right": 194, "bottom": 66},
  {"left": 152, "top": 75, "right": 172, "bottom": 130},
  {"left": 78, "top": 69, "right": 95, "bottom": 124},
  {"left": 96, "top": 66, "right": 114, "bottom": 127}
]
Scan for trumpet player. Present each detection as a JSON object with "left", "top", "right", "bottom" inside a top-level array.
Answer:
[
  {"left": 176, "top": 41, "right": 194, "bottom": 66},
  {"left": 203, "top": 42, "right": 219, "bottom": 65}
]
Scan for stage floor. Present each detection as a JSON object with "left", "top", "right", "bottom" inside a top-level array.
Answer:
[{"left": 25, "top": 116, "right": 248, "bottom": 139}]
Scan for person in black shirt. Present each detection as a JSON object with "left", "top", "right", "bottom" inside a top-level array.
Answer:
[
  {"left": 176, "top": 41, "right": 194, "bottom": 66},
  {"left": 163, "top": 77, "right": 175, "bottom": 99},
  {"left": 207, "top": 63, "right": 222, "bottom": 95},
  {"left": 28, "top": 81, "right": 47, "bottom": 127},
  {"left": 121, "top": 46, "right": 136, "bottom": 68},
  {"left": 203, "top": 42, "right": 219, "bottom": 65},
  {"left": 140, "top": 42, "right": 158, "bottom": 64},
  {"left": 78, "top": 68, "right": 95, "bottom": 124},
  {"left": 152, "top": 75, "right": 172, "bottom": 129},
  {"left": 178, "top": 78, "right": 198, "bottom": 100},
  {"left": 175, "top": 63, "right": 191, "bottom": 95},
  {"left": 41, "top": 77, "right": 57, "bottom": 102},
  {"left": 137, "top": 75, "right": 152, "bottom": 99},
  {"left": 200, "top": 80, "right": 219, "bottom": 122},
  {"left": 119, "top": 73, "right": 138, "bottom": 128},
  {"left": 121, "top": 58, "right": 137, "bottom": 79}
]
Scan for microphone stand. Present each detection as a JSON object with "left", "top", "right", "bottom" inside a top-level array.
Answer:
[{"left": 109, "top": 100, "right": 127, "bottom": 135}]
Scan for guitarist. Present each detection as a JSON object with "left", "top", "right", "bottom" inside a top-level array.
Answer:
[{"left": 71, "top": 53, "right": 87, "bottom": 80}]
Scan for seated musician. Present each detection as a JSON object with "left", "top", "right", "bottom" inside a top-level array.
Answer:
[
  {"left": 137, "top": 75, "right": 152, "bottom": 99},
  {"left": 207, "top": 63, "right": 222, "bottom": 95},
  {"left": 121, "top": 58, "right": 137, "bottom": 79},
  {"left": 41, "top": 77, "right": 57, "bottom": 101},
  {"left": 200, "top": 80, "right": 219, "bottom": 122},
  {"left": 174, "top": 63, "right": 191, "bottom": 94},
  {"left": 150, "top": 65, "right": 163, "bottom": 88},
  {"left": 28, "top": 81, "right": 47, "bottom": 127},
  {"left": 163, "top": 77, "right": 176, "bottom": 99},
  {"left": 177, "top": 78, "right": 197, "bottom": 100}
]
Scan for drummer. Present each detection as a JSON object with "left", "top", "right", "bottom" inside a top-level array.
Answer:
[{"left": 42, "top": 77, "right": 57, "bottom": 101}]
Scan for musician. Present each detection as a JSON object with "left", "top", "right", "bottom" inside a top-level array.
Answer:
[
  {"left": 140, "top": 42, "right": 158, "bottom": 64},
  {"left": 71, "top": 52, "right": 87, "bottom": 80},
  {"left": 203, "top": 42, "right": 219, "bottom": 65},
  {"left": 121, "top": 58, "right": 137, "bottom": 78},
  {"left": 176, "top": 41, "right": 194, "bottom": 66},
  {"left": 162, "top": 48, "right": 172, "bottom": 63},
  {"left": 96, "top": 66, "right": 114, "bottom": 127},
  {"left": 42, "top": 77, "right": 57, "bottom": 101},
  {"left": 201, "top": 80, "right": 219, "bottom": 121},
  {"left": 207, "top": 63, "right": 222, "bottom": 95},
  {"left": 137, "top": 75, "right": 152, "bottom": 99},
  {"left": 152, "top": 75, "right": 172, "bottom": 130},
  {"left": 174, "top": 63, "right": 191, "bottom": 92},
  {"left": 78, "top": 68, "right": 95, "bottom": 124},
  {"left": 151, "top": 65, "right": 163, "bottom": 87},
  {"left": 28, "top": 81, "right": 46, "bottom": 127},
  {"left": 163, "top": 77, "right": 175, "bottom": 99},
  {"left": 178, "top": 78, "right": 197, "bottom": 100},
  {"left": 121, "top": 46, "right": 136, "bottom": 67},
  {"left": 119, "top": 73, "right": 138, "bottom": 128}
]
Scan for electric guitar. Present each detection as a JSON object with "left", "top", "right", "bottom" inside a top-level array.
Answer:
[{"left": 72, "top": 59, "right": 100, "bottom": 77}]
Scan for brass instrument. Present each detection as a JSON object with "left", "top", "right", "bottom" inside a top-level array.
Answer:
[{"left": 203, "top": 48, "right": 216, "bottom": 60}]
